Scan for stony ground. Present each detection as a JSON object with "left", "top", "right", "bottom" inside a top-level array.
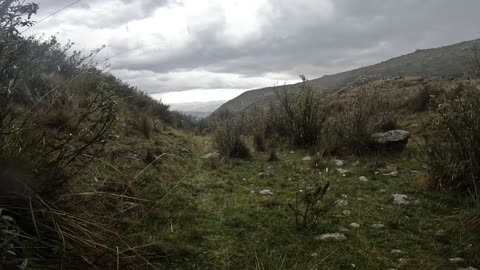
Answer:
[{"left": 158, "top": 138, "right": 479, "bottom": 270}]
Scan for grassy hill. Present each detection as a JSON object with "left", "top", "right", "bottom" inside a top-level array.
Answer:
[{"left": 216, "top": 38, "right": 480, "bottom": 113}]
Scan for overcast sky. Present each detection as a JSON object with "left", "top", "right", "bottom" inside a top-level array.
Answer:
[{"left": 29, "top": 0, "right": 480, "bottom": 104}]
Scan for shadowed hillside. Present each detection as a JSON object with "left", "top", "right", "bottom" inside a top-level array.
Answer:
[{"left": 216, "top": 38, "right": 480, "bottom": 113}]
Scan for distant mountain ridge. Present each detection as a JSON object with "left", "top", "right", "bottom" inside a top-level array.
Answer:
[{"left": 215, "top": 38, "right": 480, "bottom": 113}]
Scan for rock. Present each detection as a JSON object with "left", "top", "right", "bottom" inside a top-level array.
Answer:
[
  {"left": 383, "top": 171, "right": 398, "bottom": 177},
  {"left": 316, "top": 233, "right": 347, "bottom": 241},
  {"left": 371, "top": 223, "right": 385, "bottom": 229},
  {"left": 311, "top": 252, "right": 319, "bottom": 257},
  {"left": 359, "top": 176, "right": 368, "bottom": 182},
  {"left": 370, "top": 130, "right": 410, "bottom": 151},
  {"left": 343, "top": 210, "right": 352, "bottom": 216},
  {"left": 201, "top": 152, "right": 219, "bottom": 159},
  {"left": 289, "top": 151, "right": 295, "bottom": 154},
  {"left": 333, "top": 159, "right": 345, "bottom": 166},
  {"left": 302, "top": 156, "right": 312, "bottom": 161},
  {"left": 338, "top": 226, "right": 350, "bottom": 232},
  {"left": 393, "top": 194, "right": 412, "bottom": 205},
  {"left": 353, "top": 161, "right": 360, "bottom": 167},
  {"left": 449, "top": 257, "right": 465, "bottom": 263},
  {"left": 259, "top": 189, "right": 273, "bottom": 195},
  {"left": 335, "top": 199, "right": 348, "bottom": 207},
  {"left": 350, "top": 223, "right": 360, "bottom": 228},
  {"left": 379, "top": 189, "right": 387, "bottom": 193},
  {"left": 391, "top": 249, "right": 404, "bottom": 254},
  {"left": 337, "top": 168, "right": 349, "bottom": 174},
  {"left": 258, "top": 172, "right": 270, "bottom": 178}
]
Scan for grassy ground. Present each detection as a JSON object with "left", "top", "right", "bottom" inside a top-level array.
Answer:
[{"left": 144, "top": 137, "right": 480, "bottom": 269}]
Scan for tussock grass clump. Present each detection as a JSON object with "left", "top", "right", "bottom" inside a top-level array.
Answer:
[{"left": 423, "top": 83, "right": 480, "bottom": 194}]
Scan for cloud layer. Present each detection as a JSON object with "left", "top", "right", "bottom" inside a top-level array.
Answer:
[{"left": 31, "top": 0, "right": 480, "bottom": 103}]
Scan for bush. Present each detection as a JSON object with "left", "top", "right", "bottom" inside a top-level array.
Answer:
[
  {"left": 323, "top": 90, "right": 396, "bottom": 154},
  {"left": 274, "top": 76, "right": 329, "bottom": 148},
  {"left": 423, "top": 83, "right": 480, "bottom": 194},
  {"left": 213, "top": 118, "right": 250, "bottom": 158},
  {"left": 408, "top": 85, "right": 436, "bottom": 112}
]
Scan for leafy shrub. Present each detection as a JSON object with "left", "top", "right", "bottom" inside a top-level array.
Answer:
[
  {"left": 213, "top": 118, "right": 250, "bottom": 158},
  {"left": 423, "top": 83, "right": 480, "bottom": 194},
  {"left": 274, "top": 76, "right": 329, "bottom": 148}
]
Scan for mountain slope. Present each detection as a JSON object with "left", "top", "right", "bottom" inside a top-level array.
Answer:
[{"left": 215, "top": 38, "right": 480, "bottom": 113}]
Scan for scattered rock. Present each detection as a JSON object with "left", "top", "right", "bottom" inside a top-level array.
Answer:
[
  {"left": 302, "top": 156, "right": 312, "bottom": 161},
  {"left": 379, "top": 189, "right": 387, "bottom": 193},
  {"left": 201, "top": 152, "right": 219, "bottom": 159},
  {"left": 370, "top": 129, "right": 410, "bottom": 151},
  {"left": 333, "top": 159, "right": 345, "bottom": 167},
  {"left": 359, "top": 176, "right": 368, "bottom": 182},
  {"left": 338, "top": 226, "right": 350, "bottom": 233},
  {"left": 341, "top": 194, "right": 348, "bottom": 198},
  {"left": 391, "top": 249, "right": 404, "bottom": 254},
  {"left": 393, "top": 194, "right": 412, "bottom": 205},
  {"left": 316, "top": 233, "right": 347, "bottom": 241},
  {"left": 343, "top": 210, "right": 352, "bottom": 217},
  {"left": 371, "top": 223, "right": 385, "bottom": 229},
  {"left": 353, "top": 161, "right": 360, "bottom": 167},
  {"left": 258, "top": 172, "right": 270, "bottom": 178},
  {"left": 337, "top": 168, "right": 349, "bottom": 174},
  {"left": 449, "top": 257, "right": 465, "bottom": 263},
  {"left": 383, "top": 171, "right": 398, "bottom": 177},
  {"left": 311, "top": 252, "right": 319, "bottom": 257},
  {"left": 259, "top": 189, "right": 273, "bottom": 195},
  {"left": 335, "top": 199, "right": 348, "bottom": 207},
  {"left": 350, "top": 223, "right": 360, "bottom": 228}
]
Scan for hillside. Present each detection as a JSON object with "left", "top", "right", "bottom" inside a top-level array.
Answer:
[{"left": 216, "top": 38, "right": 480, "bottom": 113}]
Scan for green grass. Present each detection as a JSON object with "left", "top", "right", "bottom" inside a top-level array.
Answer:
[{"left": 138, "top": 139, "right": 480, "bottom": 269}]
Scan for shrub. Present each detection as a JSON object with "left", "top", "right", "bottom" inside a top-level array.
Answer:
[
  {"left": 288, "top": 180, "right": 330, "bottom": 229},
  {"left": 274, "top": 76, "right": 329, "bottom": 148},
  {"left": 141, "top": 114, "right": 154, "bottom": 139},
  {"left": 324, "top": 90, "right": 396, "bottom": 154},
  {"left": 408, "top": 85, "right": 436, "bottom": 112},
  {"left": 423, "top": 83, "right": 480, "bottom": 194},
  {"left": 213, "top": 118, "right": 250, "bottom": 158}
]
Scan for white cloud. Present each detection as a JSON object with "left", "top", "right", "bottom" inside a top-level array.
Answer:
[{"left": 28, "top": 0, "right": 480, "bottom": 105}]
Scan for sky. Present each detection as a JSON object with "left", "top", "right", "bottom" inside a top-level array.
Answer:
[{"left": 27, "top": 0, "right": 480, "bottom": 105}]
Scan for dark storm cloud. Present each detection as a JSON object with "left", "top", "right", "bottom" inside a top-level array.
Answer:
[{"left": 29, "top": 0, "right": 480, "bottom": 96}]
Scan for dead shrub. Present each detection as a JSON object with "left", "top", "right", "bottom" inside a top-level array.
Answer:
[
  {"left": 423, "top": 83, "right": 480, "bottom": 195},
  {"left": 323, "top": 90, "right": 397, "bottom": 155}
]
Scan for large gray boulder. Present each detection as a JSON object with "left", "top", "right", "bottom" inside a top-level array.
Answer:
[{"left": 370, "top": 130, "right": 410, "bottom": 151}]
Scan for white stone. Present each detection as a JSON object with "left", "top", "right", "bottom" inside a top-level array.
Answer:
[
  {"left": 259, "top": 189, "right": 273, "bottom": 195},
  {"left": 311, "top": 252, "right": 319, "bottom": 257},
  {"left": 338, "top": 226, "right": 350, "bottom": 232},
  {"left": 335, "top": 199, "right": 348, "bottom": 207},
  {"left": 391, "top": 249, "right": 404, "bottom": 254},
  {"left": 201, "top": 152, "right": 219, "bottom": 159},
  {"left": 359, "top": 176, "right": 368, "bottom": 182},
  {"left": 333, "top": 159, "right": 345, "bottom": 167},
  {"left": 449, "top": 257, "right": 465, "bottom": 263},
  {"left": 350, "top": 223, "right": 360, "bottom": 228},
  {"left": 302, "top": 156, "right": 312, "bottom": 161},
  {"left": 343, "top": 210, "right": 352, "bottom": 216},
  {"left": 337, "top": 168, "right": 349, "bottom": 174},
  {"left": 393, "top": 194, "right": 411, "bottom": 205},
  {"left": 371, "top": 223, "right": 385, "bottom": 229},
  {"left": 317, "top": 233, "right": 347, "bottom": 241}
]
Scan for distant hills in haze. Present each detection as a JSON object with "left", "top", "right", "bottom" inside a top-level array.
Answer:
[
  {"left": 215, "top": 38, "right": 480, "bottom": 114},
  {"left": 170, "top": 100, "right": 226, "bottom": 118}
]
